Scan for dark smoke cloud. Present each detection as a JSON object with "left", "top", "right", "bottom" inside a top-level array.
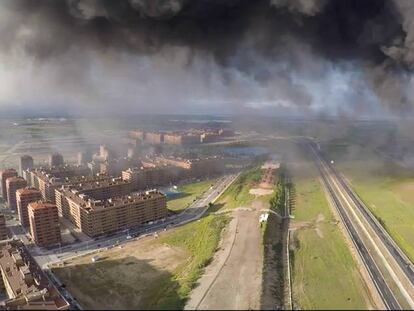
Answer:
[
  {"left": 1, "top": 0, "right": 414, "bottom": 116},
  {"left": 270, "top": 0, "right": 327, "bottom": 16}
]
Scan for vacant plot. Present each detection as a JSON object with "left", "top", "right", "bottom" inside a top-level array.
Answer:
[
  {"left": 156, "top": 214, "right": 229, "bottom": 304},
  {"left": 289, "top": 159, "right": 373, "bottom": 310},
  {"left": 167, "top": 179, "right": 216, "bottom": 211},
  {"left": 53, "top": 242, "right": 188, "bottom": 310},
  {"left": 52, "top": 214, "right": 228, "bottom": 310},
  {"left": 249, "top": 188, "right": 274, "bottom": 196}
]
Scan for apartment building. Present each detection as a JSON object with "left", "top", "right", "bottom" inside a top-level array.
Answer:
[
  {"left": 129, "top": 128, "right": 234, "bottom": 146},
  {"left": 163, "top": 133, "right": 201, "bottom": 145},
  {"left": 218, "top": 128, "right": 235, "bottom": 136},
  {"left": 56, "top": 189, "right": 167, "bottom": 237},
  {"left": 19, "top": 155, "right": 34, "bottom": 176},
  {"left": 200, "top": 132, "right": 220, "bottom": 143},
  {"left": 0, "top": 169, "right": 18, "bottom": 202},
  {"left": 6, "top": 177, "right": 27, "bottom": 211},
  {"left": 29, "top": 170, "right": 40, "bottom": 190},
  {"left": 77, "top": 151, "right": 92, "bottom": 166},
  {"left": 38, "top": 174, "right": 111, "bottom": 205},
  {"left": 22, "top": 169, "right": 32, "bottom": 187},
  {"left": 28, "top": 202, "right": 61, "bottom": 248},
  {"left": 0, "top": 240, "right": 69, "bottom": 310},
  {"left": 55, "top": 177, "right": 133, "bottom": 218},
  {"left": 0, "top": 214, "right": 7, "bottom": 240},
  {"left": 128, "top": 130, "right": 146, "bottom": 140},
  {"left": 155, "top": 155, "right": 225, "bottom": 178},
  {"left": 16, "top": 188, "right": 42, "bottom": 228},
  {"left": 29, "top": 165, "right": 91, "bottom": 203},
  {"left": 99, "top": 158, "right": 134, "bottom": 176},
  {"left": 48, "top": 153, "right": 64, "bottom": 167},
  {"left": 145, "top": 132, "right": 164, "bottom": 144},
  {"left": 154, "top": 156, "right": 192, "bottom": 169},
  {"left": 122, "top": 165, "right": 185, "bottom": 190},
  {"left": 121, "top": 155, "right": 227, "bottom": 191}
]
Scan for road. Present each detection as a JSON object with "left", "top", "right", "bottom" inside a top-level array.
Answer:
[
  {"left": 305, "top": 139, "right": 414, "bottom": 310},
  {"left": 186, "top": 200, "right": 265, "bottom": 310}
]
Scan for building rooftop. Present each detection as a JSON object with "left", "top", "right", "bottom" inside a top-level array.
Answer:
[
  {"left": 31, "top": 165, "right": 90, "bottom": 184},
  {"left": 16, "top": 187, "right": 41, "bottom": 196},
  {"left": 28, "top": 202, "right": 56, "bottom": 211},
  {"left": 66, "top": 177, "right": 131, "bottom": 192},
  {"left": 156, "top": 155, "right": 222, "bottom": 163},
  {"left": 6, "top": 176, "right": 26, "bottom": 183},
  {"left": 33, "top": 169, "right": 104, "bottom": 187},
  {"left": 1, "top": 168, "right": 17, "bottom": 175},
  {"left": 123, "top": 164, "right": 179, "bottom": 173},
  {"left": 60, "top": 188, "right": 165, "bottom": 212},
  {"left": 32, "top": 164, "right": 82, "bottom": 174},
  {"left": 49, "top": 174, "right": 110, "bottom": 187},
  {"left": 0, "top": 240, "right": 69, "bottom": 310}
]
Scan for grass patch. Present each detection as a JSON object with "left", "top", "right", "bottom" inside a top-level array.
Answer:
[
  {"left": 289, "top": 159, "right": 371, "bottom": 310},
  {"left": 167, "top": 179, "right": 216, "bottom": 211},
  {"left": 211, "top": 166, "right": 262, "bottom": 212},
  {"left": 269, "top": 166, "right": 288, "bottom": 215},
  {"left": 156, "top": 214, "right": 229, "bottom": 308}
]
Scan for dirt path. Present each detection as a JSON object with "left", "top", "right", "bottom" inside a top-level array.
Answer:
[{"left": 185, "top": 200, "right": 265, "bottom": 310}]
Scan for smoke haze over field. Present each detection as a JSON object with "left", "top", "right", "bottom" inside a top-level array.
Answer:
[{"left": 1, "top": 0, "right": 414, "bottom": 117}]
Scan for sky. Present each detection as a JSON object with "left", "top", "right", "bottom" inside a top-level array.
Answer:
[{"left": 1, "top": 0, "right": 414, "bottom": 118}]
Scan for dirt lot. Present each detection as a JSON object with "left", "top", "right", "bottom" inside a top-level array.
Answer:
[
  {"left": 249, "top": 188, "right": 274, "bottom": 196},
  {"left": 186, "top": 199, "right": 267, "bottom": 310},
  {"left": 52, "top": 237, "right": 189, "bottom": 310}
]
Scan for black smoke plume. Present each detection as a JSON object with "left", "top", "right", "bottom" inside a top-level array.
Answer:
[{"left": 1, "top": 0, "right": 414, "bottom": 115}]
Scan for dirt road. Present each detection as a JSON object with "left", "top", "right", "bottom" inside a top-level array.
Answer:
[{"left": 186, "top": 200, "right": 266, "bottom": 310}]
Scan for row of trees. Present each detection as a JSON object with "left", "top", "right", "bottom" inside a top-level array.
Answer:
[{"left": 269, "top": 165, "right": 287, "bottom": 215}]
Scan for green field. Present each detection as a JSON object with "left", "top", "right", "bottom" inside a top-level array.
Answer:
[
  {"left": 289, "top": 159, "right": 372, "bottom": 309},
  {"left": 336, "top": 157, "right": 414, "bottom": 263},
  {"left": 167, "top": 179, "right": 216, "bottom": 211},
  {"left": 52, "top": 214, "right": 228, "bottom": 310},
  {"left": 212, "top": 166, "right": 263, "bottom": 211}
]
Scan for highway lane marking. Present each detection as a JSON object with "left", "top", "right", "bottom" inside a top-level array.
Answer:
[{"left": 316, "top": 162, "right": 394, "bottom": 309}]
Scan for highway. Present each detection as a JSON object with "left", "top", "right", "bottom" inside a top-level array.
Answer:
[
  {"left": 330, "top": 165, "right": 414, "bottom": 283},
  {"left": 305, "top": 139, "right": 414, "bottom": 310}
]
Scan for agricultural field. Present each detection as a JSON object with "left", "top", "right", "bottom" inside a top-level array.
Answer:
[
  {"left": 52, "top": 214, "right": 228, "bottom": 310},
  {"left": 289, "top": 157, "right": 373, "bottom": 310},
  {"left": 167, "top": 179, "right": 216, "bottom": 212}
]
